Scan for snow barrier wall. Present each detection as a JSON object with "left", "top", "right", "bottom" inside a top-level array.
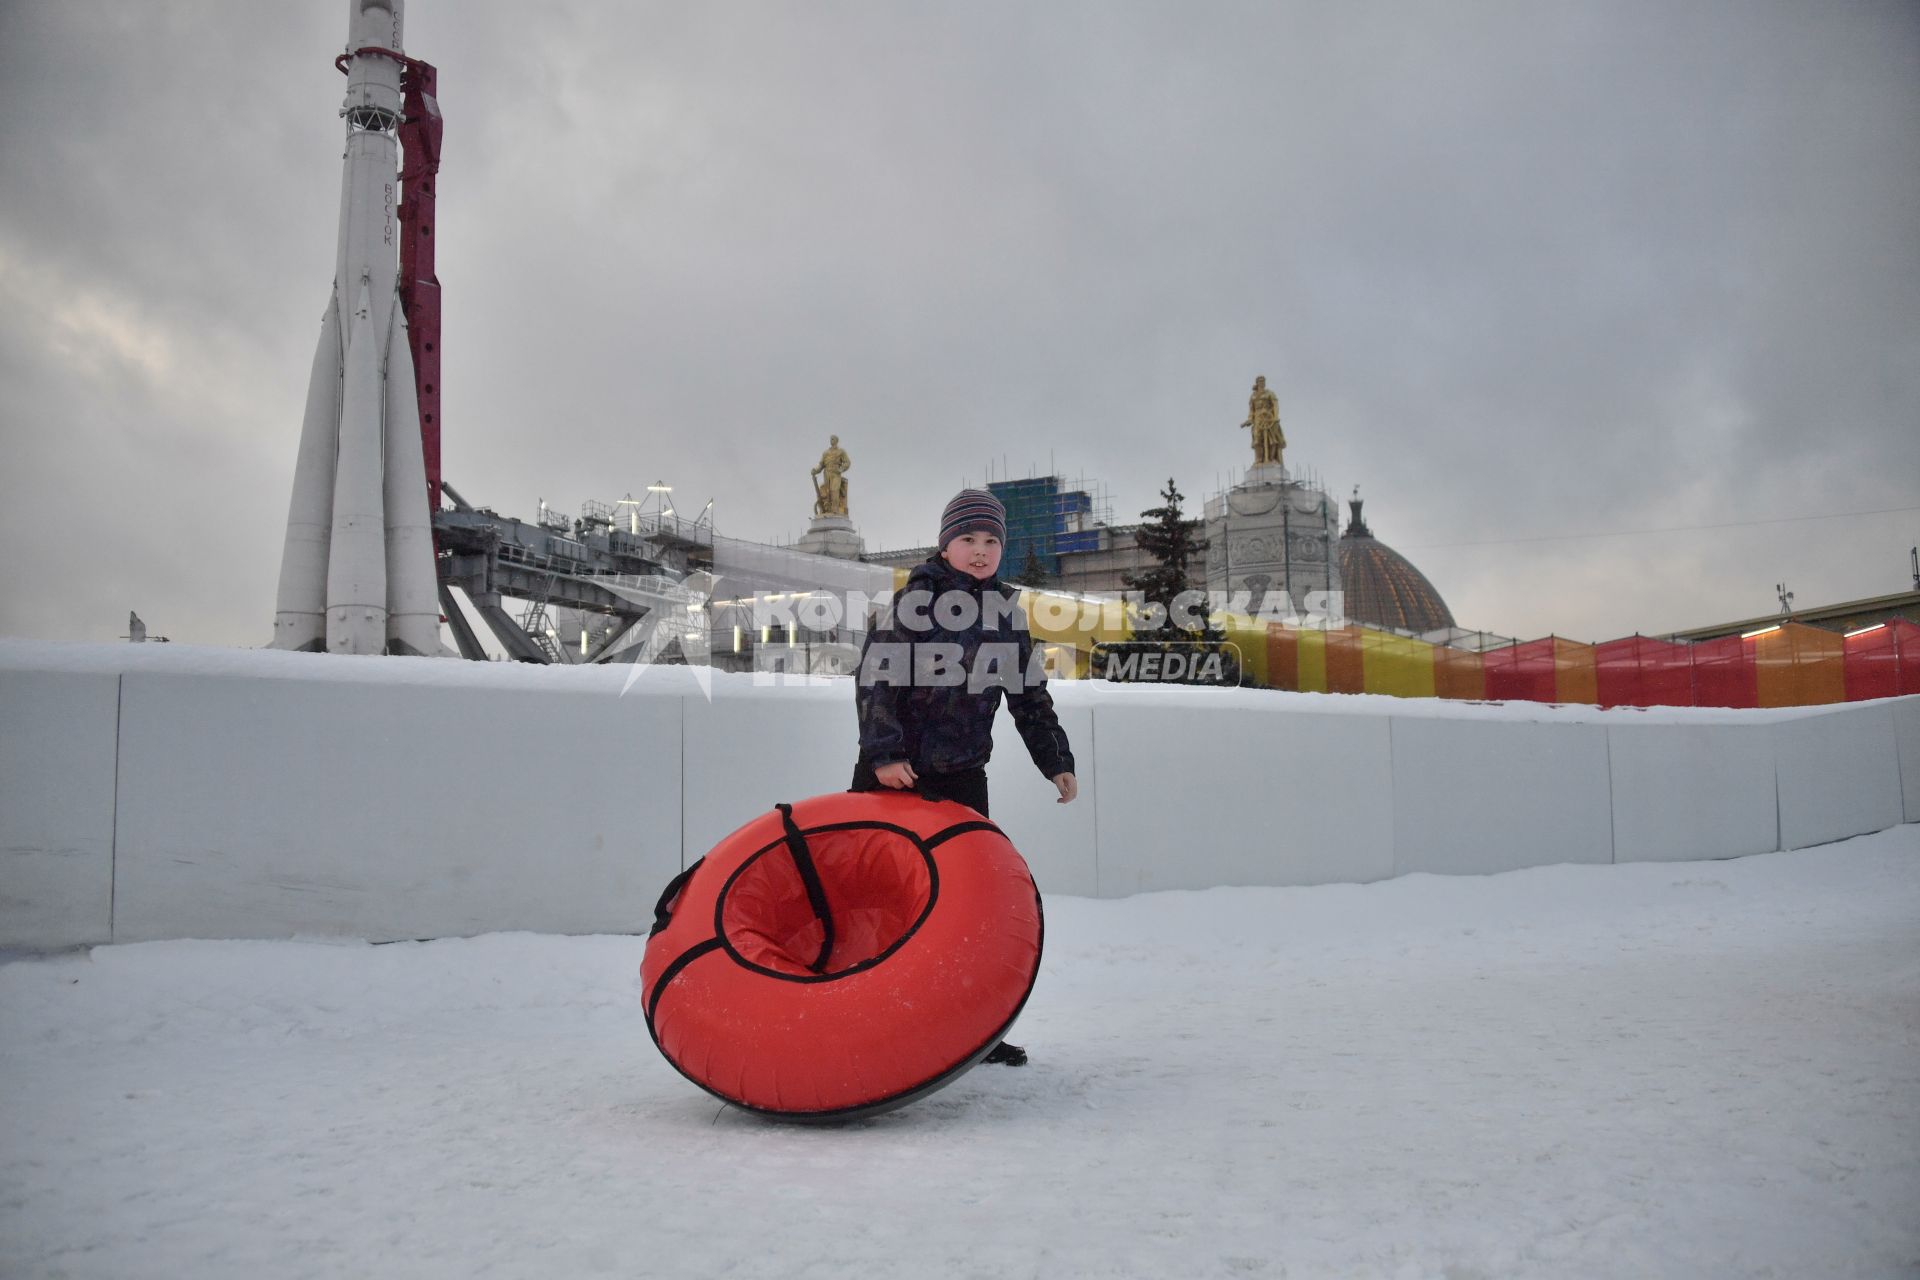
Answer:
[{"left": 2, "top": 645, "right": 1917, "bottom": 948}]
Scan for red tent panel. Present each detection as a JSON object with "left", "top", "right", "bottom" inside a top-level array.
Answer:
[
  {"left": 1844, "top": 623, "right": 1901, "bottom": 701},
  {"left": 1846, "top": 618, "right": 1920, "bottom": 700},
  {"left": 1483, "top": 638, "right": 1558, "bottom": 703},
  {"left": 1596, "top": 635, "right": 1696, "bottom": 708},
  {"left": 1689, "top": 635, "right": 1758, "bottom": 708},
  {"left": 1899, "top": 619, "right": 1920, "bottom": 696}
]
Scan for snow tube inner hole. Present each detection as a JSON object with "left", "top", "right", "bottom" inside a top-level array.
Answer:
[{"left": 719, "top": 826, "right": 934, "bottom": 978}]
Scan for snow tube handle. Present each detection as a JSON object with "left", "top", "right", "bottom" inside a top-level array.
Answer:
[
  {"left": 649, "top": 856, "right": 704, "bottom": 936},
  {"left": 776, "top": 802, "right": 837, "bottom": 974}
]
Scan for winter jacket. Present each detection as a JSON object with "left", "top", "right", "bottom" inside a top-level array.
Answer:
[{"left": 855, "top": 555, "right": 1075, "bottom": 780}]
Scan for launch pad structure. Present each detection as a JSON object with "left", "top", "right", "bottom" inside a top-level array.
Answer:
[{"left": 433, "top": 485, "right": 716, "bottom": 664}]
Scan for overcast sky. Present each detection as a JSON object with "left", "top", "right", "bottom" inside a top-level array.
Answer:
[{"left": 2, "top": 0, "right": 1915, "bottom": 647}]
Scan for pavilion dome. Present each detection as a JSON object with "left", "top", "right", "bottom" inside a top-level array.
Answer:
[{"left": 1336, "top": 497, "right": 1456, "bottom": 633}]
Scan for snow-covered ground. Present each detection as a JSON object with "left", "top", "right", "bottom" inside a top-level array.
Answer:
[{"left": 4, "top": 828, "right": 1917, "bottom": 1280}]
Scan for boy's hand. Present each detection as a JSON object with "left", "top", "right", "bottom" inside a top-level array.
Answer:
[
  {"left": 874, "top": 761, "right": 918, "bottom": 789},
  {"left": 1051, "top": 772, "right": 1078, "bottom": 804}
]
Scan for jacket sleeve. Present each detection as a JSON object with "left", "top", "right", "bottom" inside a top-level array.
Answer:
[
  {"left": 855, "top": 603, "right": 910, "bottom": 768},
  {"left": 1007, "top": 618, "right": 1075, "bottom": 779}
]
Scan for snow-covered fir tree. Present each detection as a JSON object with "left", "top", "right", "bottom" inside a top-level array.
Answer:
[
  {"left": 1100, "top": 478, "right": 1239, "bottom": 684},
  {"left": 1124, "top": 477, "right": 1206, "bottom": 633}
]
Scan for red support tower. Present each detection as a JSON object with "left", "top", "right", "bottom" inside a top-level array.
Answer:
[{"left": 396, "top": 58, "right": 443, "bottom": 514}]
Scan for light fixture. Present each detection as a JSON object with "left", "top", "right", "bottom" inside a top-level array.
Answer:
[
  {"left": 1845, "top": 623, "right": 1887, "bottom": 638},
  {"left": 1741, "top": 625, "right": 1781, "bottom": 640}
]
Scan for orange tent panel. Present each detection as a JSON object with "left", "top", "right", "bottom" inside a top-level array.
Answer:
[
  {"left": 1551, "top": 638, "right": 1598, "bottom": 705},
  {"left": 1433, "top": 646, "right": 1486, "bottom": 700},
  {"left": 1753, "top": 623, "right": 1844, "bottom": 707},
  {"left": 1324, "top": 628, "right": 1367, "bottom": 695}
]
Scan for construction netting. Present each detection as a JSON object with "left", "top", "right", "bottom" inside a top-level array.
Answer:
[
  {"left": 1477, "top": 638, "right": 1596, "bottom": 704},
  {"left": 1753, "top": 624, "right": 1846, "bottom": 707},
  {"left": 1209, "top": 615, "right": 1912, "bottom": 707},
  {"left": 1595, "top": 636, "right": 1696, "bottom": 708},
  {"left": 1842, "top": 619, "right": 1920, "bottom": 701},
  {"left": 688, "top": 537, "right": 1916, "bottom": 709}
]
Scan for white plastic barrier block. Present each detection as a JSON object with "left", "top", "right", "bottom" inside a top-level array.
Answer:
[
  {"left": 1391, "top": 716, "right": 1612, "bottom": 876},
  {"left": 681, "top": 686, "right": 859, "bottom": 862},
  {"left": 0, "top": 671, "right": 119, "bottom": 948},
  {"left": 1892, "top": 696, "right": 1920, "bottom": 824},
  {"left": 1774, "top": 703, "right": 1904, "bottom": 851},
  {"left": 990, "top": 699, "right": 1097, "bottom": 898},
  {"left": 1607, "top": 721, "right": 1779, "bottom": 863},
  {"left": 113, "top": 672, "right": 682, "bottom": 942},
  {"left": 1092, "top": 698, "right": 1394, "bottom": 895}
]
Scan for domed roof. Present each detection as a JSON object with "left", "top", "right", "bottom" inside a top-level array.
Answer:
[{"left": 1336, "top": 498, "right": 1455, "bottom": 633}]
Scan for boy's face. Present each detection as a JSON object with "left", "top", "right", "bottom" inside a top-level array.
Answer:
[{"left": 941, "top": 531, "right": 1003, "bottom": 581}]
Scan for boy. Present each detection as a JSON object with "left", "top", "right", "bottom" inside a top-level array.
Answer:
[{"left": 851, "top": 489, "right": 1078, "bottom": 1066}]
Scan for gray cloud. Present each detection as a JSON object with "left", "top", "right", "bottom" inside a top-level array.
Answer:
[{"left": 2, "top": 0, "right": 1915, "bottom": 646}]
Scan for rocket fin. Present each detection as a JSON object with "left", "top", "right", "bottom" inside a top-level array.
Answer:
[{"left": 325, "top": 282, "right": 390, "bottom": 654}]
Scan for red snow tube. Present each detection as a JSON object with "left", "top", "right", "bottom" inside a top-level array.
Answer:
[{"left": 641, "top": 790, "right": 1044, "bottom": 1120}]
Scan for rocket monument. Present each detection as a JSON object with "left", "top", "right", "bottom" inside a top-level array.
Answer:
[{"left": 270, "top": 0, "right": 441, "bottom": 655}]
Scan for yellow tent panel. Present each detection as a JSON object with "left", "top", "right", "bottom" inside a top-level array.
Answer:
[
  {"left": 1359, "top": 629, "right": 1437, "bottom": 699},
  {"left": 1211, "top": 613, "right": 1270, "bottom": 686},
  {"left": 1552, "top": 638, "right": 1599, "bottom": 705},
  {"left": 1295, "top": 629, "right": 1330, "bottom": 693}
]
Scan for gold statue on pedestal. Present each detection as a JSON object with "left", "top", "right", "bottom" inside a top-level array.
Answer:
[
  {"left": 1241, "top": 375, "right": 1286, "bottom": 468},
  {"left": 811, "top": 435, "right": 851, "bottom": 517}
]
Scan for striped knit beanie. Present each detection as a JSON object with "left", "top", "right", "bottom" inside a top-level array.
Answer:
[{"left": 938, "top": 488, "right": 1006, "bottom": 547}]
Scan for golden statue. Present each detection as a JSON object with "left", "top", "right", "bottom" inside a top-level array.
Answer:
[
  {"left": 811, "top": 434, "right": 851, "bottom": 517},
  {"left": 1241, "top": 375, "right": 1286, "bottom": 468}
]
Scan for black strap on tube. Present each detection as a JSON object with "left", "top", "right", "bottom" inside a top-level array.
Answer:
[
  {"left": 776, "top": 802, "right": 836, "bottom": 974},
  {"left": 649, "top": 857, "right": 704, "bottom": 936}
]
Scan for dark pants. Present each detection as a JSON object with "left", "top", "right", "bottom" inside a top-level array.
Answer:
[{"left": 849, "top": 761, "right": 990, "bottom": 819}]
